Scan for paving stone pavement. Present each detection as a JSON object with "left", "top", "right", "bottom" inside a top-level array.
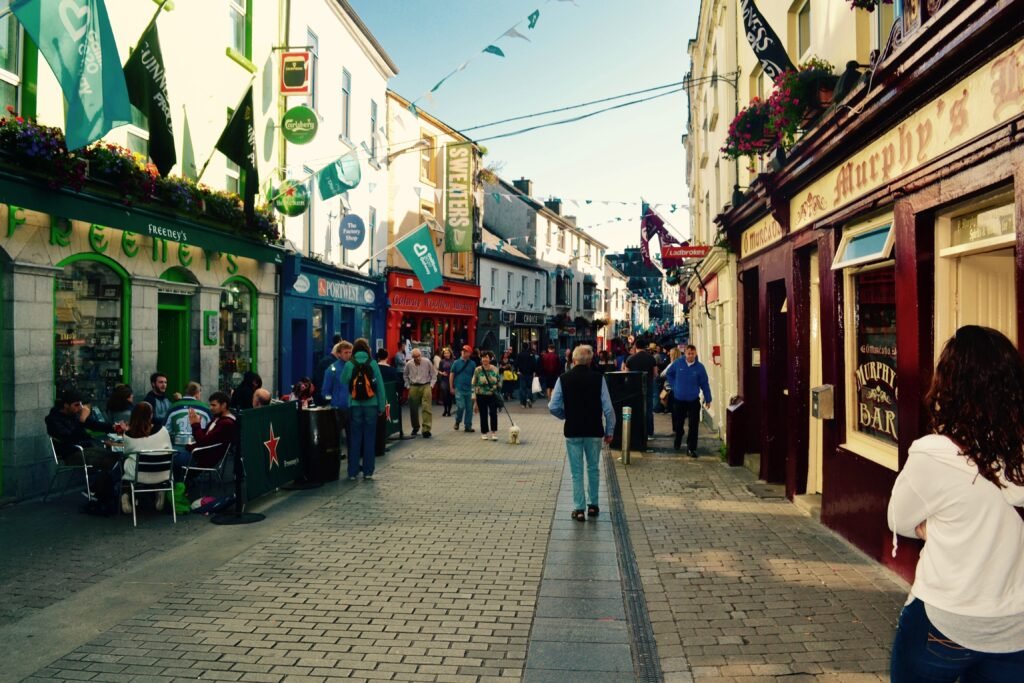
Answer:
[
  {"left": 1, "top": 401, "right": 909, "bottom": 683},
  {"left": 620, "top": 412, "right": 908, "bottom": 683}
]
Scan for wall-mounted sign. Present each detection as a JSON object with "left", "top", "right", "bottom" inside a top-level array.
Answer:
[
  {"left": 274, "top": 181, "right": 310, "bottom": 217},
  {"left": 281, "top": 105, "right": 318, "bottom": 145},
  {"left": 740, "top": 215, "right": 783, "bottom": 259},
  {"left": 511, "top": 311, "right": 546, "bottom": 326},
  {"left": 203, "top": 311, "right": 219, "bottom": 345},
  {"left": 444, "top": 144, "right": 474, "bottom": 253},
  {"left": 663, "top": 244, "right": 711, "bottom": 260},
  {"left": 280, "top": 51, "right": 312, "bottom": 96},
  {"left": 340, "top": 214, "right": 366, "bottom": 250},
  {"left": 293, "top": 273, "right": 311, "bottom": 294}
]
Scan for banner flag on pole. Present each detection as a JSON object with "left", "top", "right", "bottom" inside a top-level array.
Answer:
[
  {"left": 396, "top": 223, "right": 444, "bottom": 293},
  {"left": 215, "top": 85, "right": 258, "bottom": 215},
  {"left": 444, "top": 144, "right": 474, "bottom": 253},
  {"left": 123, "top": 22, "right": 175, "bottom": 175},
  {"left": 739, "top": 0, "right": 795, "bottom": 82},
  {"left": 12, "top": 0, "right": 132, "bottom": 150},
  {"left": 317, "top": 152, "right": 361, "bottom": 200},
  {"left": 482, "top": 45, "right": 505, "bottom": 57}
]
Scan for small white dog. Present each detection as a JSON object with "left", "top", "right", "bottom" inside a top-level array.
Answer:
[{"left": 508, "top": 425, "right": 521, "bottom": 445}]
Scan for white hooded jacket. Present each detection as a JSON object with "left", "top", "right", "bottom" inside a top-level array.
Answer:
[{"left": 888, "top": 434, "right": 1024, "bottom": 618}]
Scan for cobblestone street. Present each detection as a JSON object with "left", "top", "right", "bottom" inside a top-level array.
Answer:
[{"left": 0, "top": 405, "right": 907, "bottom": 682}]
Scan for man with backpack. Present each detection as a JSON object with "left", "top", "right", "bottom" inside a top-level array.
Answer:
[
  {"left": 339, "top": 338, "right": 386, "bottom": 481},
  {"left": 515, "top": 343, "right": 539, "bottom": 408}
]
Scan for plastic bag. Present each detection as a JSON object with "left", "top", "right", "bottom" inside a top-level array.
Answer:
[{"left": 167, "top": 482, "right": 191, "bottom": 514}]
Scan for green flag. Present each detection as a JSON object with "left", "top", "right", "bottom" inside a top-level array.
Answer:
[
  {"left": 482, "top": 45, "right": 505, "bottom": 57},
  {"left": 11, "top": 0, "right": 132, "bottom": 150},
  {"left": 215, "top": 85, "right": 258, "bottom": 214},
  {"left": 396, "top": 223, "right": 443, "bottom": 293},
  {"left": 123, "top": 22, "right": 175, "bottom": 175},
  {"left": 444, "top": 144, "right": 474, "bottom": 253},
  {"left": 317, "top": 152, "right": 361, "bottom": 200}
]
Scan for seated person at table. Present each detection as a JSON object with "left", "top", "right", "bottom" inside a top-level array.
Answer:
[
  {"left": 165, "top": 382, "right": 211, "bottom": 448},
  {"left": 182, "top": 391, "right": 237, "bottom": 474},
  {"left": 121, "top": 402, "right": 173, "bottom": 514},
  {"left": 46, "top": 389, "right": 123, "bottom": 471},
  {"left": 252, "top": 388, "right": 272, "bottom": 407},
  {"left": 105, "top": 384, "right": 134, "bottom": 424}
]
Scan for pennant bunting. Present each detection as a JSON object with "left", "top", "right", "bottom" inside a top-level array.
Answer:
[
  {"left": 123, "top": 21, "right": 174, "bottom": 175},
  {"left": 528, "top": 10, "right": 540, "bottom": 29},
  {"left": 503, "top": 27, "right": 531, "bottom": 42},
  {"left": 13, "top": 0, "right": 132, "bottom": 150},
  {"left": 482, "top": 45, "right": 505, "bottom": 57}
]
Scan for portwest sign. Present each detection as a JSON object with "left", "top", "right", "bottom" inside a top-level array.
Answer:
[{"left": 290, "top": 274, "right": 375, "bottom": 306}]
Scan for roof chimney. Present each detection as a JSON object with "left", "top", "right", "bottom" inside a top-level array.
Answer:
[
  {"left": 512, "top": 177, "right": 533, "bottom": 196},
  {"left": 544, "top": 198, "right": 562, "bottom": 215}
]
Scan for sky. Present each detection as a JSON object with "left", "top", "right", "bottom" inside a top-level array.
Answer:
[{"left": 348, "top": 0, "right": 699, "bottom": 253}]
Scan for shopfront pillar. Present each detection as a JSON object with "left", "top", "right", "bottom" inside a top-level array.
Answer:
[
  {"left": 130, "top": 277, "right": 161, "bottom": 395},
  {"left": 195, "top": 285, "right": 223, "bottom": 393},
  {"left": 257, "top": 292, "right": 278, "bottom": 391}
]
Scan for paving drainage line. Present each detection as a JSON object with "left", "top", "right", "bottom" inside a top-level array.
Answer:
[{"left": 605, "top": 450, "right": 664, "bottom": 683}]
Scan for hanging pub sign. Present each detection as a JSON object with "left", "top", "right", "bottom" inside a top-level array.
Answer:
[
  {"left": 281, "top": 105, "right": 318, "bottom": 145},
  {"left": 274, "top": 180, "right": 310, "bottom": 217},
  {"left": 340, "top": 214, "right": 366, "bottom": 250},
  {"left": 280, "top": 51, "right": 312, "bottom": 95}
]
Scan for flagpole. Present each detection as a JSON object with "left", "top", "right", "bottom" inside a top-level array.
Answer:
[
  {"left": 135, "top": 0, "right": 172, "bottom": 50},
  {"left": 196, "top": 75, "right": 256, "bottom": 182}
]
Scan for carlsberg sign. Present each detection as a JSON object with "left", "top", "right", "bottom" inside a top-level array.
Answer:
[{"left": 281, "top": 105, "right": 318, "bottom": 145}]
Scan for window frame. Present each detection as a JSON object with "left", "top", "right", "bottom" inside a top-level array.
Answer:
[
  {"left": 369, "top": 99, "right": 378, "bottom": 161},
  {"left": 419, "top": 131, "right": 438, "bottom": 186},
  {"left": 340, "top": 68, "right": 351, "bottom": 142},
  {"left": 0, "top": 13, "right": 21, "bottom": 107},
  {"left": 302, "top": 165, "right": 316, "bottom": 257},
  {"left": 306, "top": 28, "right": 319, "bottom": 110},
  {"left": 227, "top": 0, "right": 250, "bottom": 59},
  {"left": 831, "top": 221, "right": 895, "bottom": 271},
  {"left": 796, "top": 0, "right": 812, "bottom": 58}
]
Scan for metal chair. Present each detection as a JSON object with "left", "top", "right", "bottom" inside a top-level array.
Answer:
[
  {"left": 44, "top": 438, "right": 93, "bottom": 502},
  {"left": 124, "top": 449, "right": 176, "bottom": 527},
  {"left": 181, "top": 443, "right": 230, "bottom": 495}
]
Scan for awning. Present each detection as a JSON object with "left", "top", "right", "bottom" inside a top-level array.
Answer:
[{"left": 0, "top": 171, "right": 286, "bottom": 264}]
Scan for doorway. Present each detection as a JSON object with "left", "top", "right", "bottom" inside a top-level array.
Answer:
[
  {"left": 157, "top": 294, "right": 191, "bottom": 395},
  {"left": 764, "top": 279, "right": 789, "bottom": 483},
  {"left": 741, "top": 268, "right": 761, "bottom": 470},
  {"left": 291, "top": 318, "right": 309, "bottom": 388},
  {"left": 807, "top": 252, "right": 824, "bottom": 494}
]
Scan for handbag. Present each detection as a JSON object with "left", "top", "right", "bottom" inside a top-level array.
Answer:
[{"left": 659, "top": 387, "right": 671, "bottom": 406}]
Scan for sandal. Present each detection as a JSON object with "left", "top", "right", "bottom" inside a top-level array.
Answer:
[
  {"left": 571, "top": 510, "right": 586, "bottom": 522},
  {"left": 587, "top": 505, "right": 599, "bottom": 518}
]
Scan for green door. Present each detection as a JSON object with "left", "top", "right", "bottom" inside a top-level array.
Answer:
[{"left": 157, "top": 294, "right": 190, "bottom": 395}]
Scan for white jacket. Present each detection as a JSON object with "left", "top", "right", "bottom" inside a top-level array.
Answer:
[
  {"left": 122, "top": 428, "right": 174, "bottom": 484},
  {"left": 888, "top": 434, "right": 1024, "bottom": 617}
]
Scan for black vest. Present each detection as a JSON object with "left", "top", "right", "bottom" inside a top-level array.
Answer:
[{"left": 559, "top": 366, "right": 605, "bottom": 438}]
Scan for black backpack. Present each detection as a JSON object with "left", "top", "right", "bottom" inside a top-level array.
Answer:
[{"left": 349, "top": 363, "right": 376, "bottom": 401}]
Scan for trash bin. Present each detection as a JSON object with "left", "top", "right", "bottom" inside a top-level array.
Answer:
[
  {"left": 725, "top": 396, "right": 745, "bottom": 467},
  {"left": 299, "top": 407, "right": 341, "bottom": 481},
  {"left": 606, "top": 371, "right": 647, "bottom": 451}
]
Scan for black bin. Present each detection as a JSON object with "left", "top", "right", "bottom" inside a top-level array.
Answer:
[
  {"left": 606, "top": 371, "right": 647, "bottom": 451},
  {"left": 299, "top": 407, "right": 341, "bottom": 481}
]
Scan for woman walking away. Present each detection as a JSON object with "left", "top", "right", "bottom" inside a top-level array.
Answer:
[
  {"left": 888, "top": 325, "right": 1024, "bottom": 682},
  {"left": 437, "top": 347, "right": 454, "bottom": 416},
  {"left": 340, "top": 338, "right": 387, "bottom": 481},
  {"left": 472, "top": 352, "right": 501, "bottom": 442}
]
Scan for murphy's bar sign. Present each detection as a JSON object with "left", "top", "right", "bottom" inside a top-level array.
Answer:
[
  {"left": 791, "top": 39, "right": 1024, "bottom": 232},
  {"left": 740, "top": 215, "right": 783, "bottom": 258}
]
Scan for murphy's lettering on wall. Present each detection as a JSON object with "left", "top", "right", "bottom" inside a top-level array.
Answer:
[{"left": 790, "top": 39, "right": 1024, "bottom": 232}]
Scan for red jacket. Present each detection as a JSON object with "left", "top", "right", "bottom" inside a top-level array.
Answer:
[{"left": 190, "top": 413, "right": 237, "bottom": 467}]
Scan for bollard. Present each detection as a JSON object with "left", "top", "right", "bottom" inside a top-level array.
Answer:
[{"left": 621, "top": 406, "right": 632, "bottom": 465}]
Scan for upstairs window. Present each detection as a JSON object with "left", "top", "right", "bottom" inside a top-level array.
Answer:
[
  {"left": 796, "top": 0, "right": 811, "bottom": 58},
  {"left": 0, "top": 13, "right": 21, "bottom": 111},
  {"left": 340, "top": 69, "right": 351, "bottom": 141}
]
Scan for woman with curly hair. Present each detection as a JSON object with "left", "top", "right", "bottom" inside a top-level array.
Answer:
[{"left": 888, "top": 325, "right": 1024, "bottom": 681}]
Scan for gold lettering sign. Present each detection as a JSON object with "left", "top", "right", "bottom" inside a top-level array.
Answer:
[
  {"left": 790, "top": 39, "right": 1024, "bottom": 232},
  {"left": 740, "top": 215, "right": 783, "bottom": 258}
]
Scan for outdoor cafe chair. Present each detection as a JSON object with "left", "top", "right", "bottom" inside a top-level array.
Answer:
[
  {"left": 44, "top": 438, "right": 93, "bottom": 502},
  {"left": 124, "top": 449, "right": 177, "bottom": 528},
  {"left": 182, "top": 443, "right": 230, "bottom": 495}
]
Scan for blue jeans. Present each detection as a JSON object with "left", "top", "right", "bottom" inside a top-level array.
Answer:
[
  {"left": 454, "top": 389, "right": 473, "bottom": 429},
  {"left": 565, "top": 437, "right": 602, "bottom": 511},
  {"left": 347, "top": 405, "right": 378, "bottom": 478},
  {"left": 519, "top": 373, "right": 533, "bottom": 405},
  {"left": 891, "top": 599, "right": 1024, "bottom": 682}
]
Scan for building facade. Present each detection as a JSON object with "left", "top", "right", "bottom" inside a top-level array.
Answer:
[
  {"left": 476, "top": 230, "right": 548, "bottom": 354},
  {"left": 716, "top": 0, "right": 1020, "bottom": 580},
  {"left": 384, "top": 92, "right": 481, "bottom": 357}
]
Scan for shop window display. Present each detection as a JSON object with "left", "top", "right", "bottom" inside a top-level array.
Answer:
[
  {"left": 219, "top": 281, "right": 253, "bottom": 392},
  {"left": 55, "top": 260, "right": 125, "bottom": 407}
]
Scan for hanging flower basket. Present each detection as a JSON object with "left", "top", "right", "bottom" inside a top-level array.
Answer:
[
  {"left": 768, "top": 57, "right": 835, "bottom": 148},
  {"left": 847, "top": 0, "right": 894, "bottom": 10},
  {"left": 722, "top": 98, "right": 778, "bottom": 160}
]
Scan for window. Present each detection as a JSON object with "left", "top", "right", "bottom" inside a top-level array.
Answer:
[
  {"left": 368, "top": 206, "right": 377, "bottom": 271},
  {"left": 875, "top": 0, "right": 902, "bottom": 51},
  {"left": 225, "top": 108, "right": 240, "bottom": 194},
  {"left": 557, "top": 229, "right": 566, "bottom": 252},
  {"left": 584, "top": 243, "right": 591, "bottom": 263},
  {"left": 302, "top": 166, "right": 315, "bottom": 256},
  {"left": 546, "top": 223, "right": 552, "bottom": 247},
  {"left": 506, "top": 272, "right": 513, "bottom": 304},
  {"left": 490, "top": 268, "right": 497, "bottom": 304},
  {"left": 797, "top": 0, "right": 811, "bottom": 58},
  {"left": 749, "top": 64, "right": 765, "bottom": 104},
  {"left": 126, "top": 106, "right": 149, "bottom": 159},
  {"left": 419, "top": 132, "right": 437, "bottom": 185},
  {"left": 228, "top": 0, "right": 248, "bottom": 57},
  {"left": 306, "top": 29, "right": 319, "bottom": 109},
  {"left": 521, "top": 275, "right": 527, "bottom": 305},
  {"left": 0, "top": 13, "right": 21, "bottom": 111},
  {"left": 451, "top": 252, "right": 467, "bottom": 274},
  {"left": 834, "top": 216, "right": 898, "bottom": 468},
  {"left": 419, "top": 201, "right": 435, "bottom": 228},
  {"left": 220, "top": 279, "right": 255, "bottom": 393},
  {"left": 534, "top": 279, "right": 541, "bottom": 308},
  {"left": 340, "top": 69, "right": 351, "bottom": 141},
  {"left": 369, "top": 99, "right": 378, "bottom": 160}
]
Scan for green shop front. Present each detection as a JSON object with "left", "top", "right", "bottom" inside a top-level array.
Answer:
[{"left": 0, "top": 178, "right": 283, "bottom": 501}]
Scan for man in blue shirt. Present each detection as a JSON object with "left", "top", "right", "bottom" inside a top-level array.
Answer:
[
  {"left": 449, "top": 345, "right": 477, "bottom": 432},
  {"left": 664, "top": 344, "right": 713, "bottom": 457},
  {"left": 549, "top": 345, "right": 616, "bottom": 522}
]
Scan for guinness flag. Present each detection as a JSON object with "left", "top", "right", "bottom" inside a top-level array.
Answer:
[
  {"left": 216, "top": 86, "right": 259, "bottom": 216},
  {"left": 124, "top": 23, "right": 175, "bottom": 176},
  {"left": 740, "top": 0, "right": 795, "bottom": 82}
]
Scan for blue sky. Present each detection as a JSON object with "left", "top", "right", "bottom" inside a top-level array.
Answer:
[{"left": 348, "top": 0, "right": 699, "bottom": 252}]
